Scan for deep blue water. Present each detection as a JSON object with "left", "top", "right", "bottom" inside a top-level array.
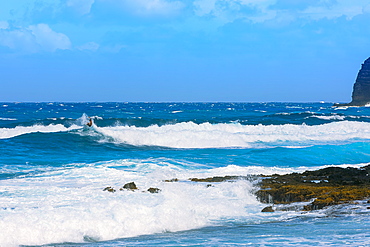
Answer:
[{"left": 1, "top": 102, "right": 370, "bottom": 246}]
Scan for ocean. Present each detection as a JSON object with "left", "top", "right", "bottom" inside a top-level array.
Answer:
[{"left": 1, "top": 102, "right": 370, "bottom": 246}]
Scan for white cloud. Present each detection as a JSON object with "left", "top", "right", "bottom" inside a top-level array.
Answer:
[
  {"left": 193, "top": 0, "right": 277, "bottom": 24},
  {"left": 364, "top": 4, "right": 370, "bottom": 14},
  {"left": 101, "top": 0, "right": 185, "bottom": 17},
  {"left": 0, "top": 23, "right": 71, "bottom": 53},
  {"left": 301, "top": 0, "right": 369, "bottom": 20},
  {"left": 193, "top": 0, "right": 217, "bottom": 16},
  {"left": 28, "top": 24, "right": 71, "bottom": 52},
  {"left": 239, "top": 0, "right": 276, "bottom": 8},
  {"left": 0, "top": 21, "right": 9, "bottom": 30},
  {"left": 78, "top": 41, "right": 100, "bottom": 51},
  {"left": 0, "top": 28, "right": 38, "bottom": 52},
  {"left": 101, "top": 44, "right": 127, "bottom": 53},
  {"left": 192, "top": 0, "right": 370, "bottom": 28},
  {"left": 67, "top": 0, "right": 95, "bottom": 15}
]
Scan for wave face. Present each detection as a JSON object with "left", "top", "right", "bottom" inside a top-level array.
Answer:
[
  {"left": 0, "top": 124, "right": 80, "bottom": 139},
  {"left": 1, "top": 102, "right": 370, "bottom": 246}
]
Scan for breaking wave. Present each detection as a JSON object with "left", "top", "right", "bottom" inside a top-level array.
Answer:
[
  {"left": 3, "top": 120, "right": 370, "bottom": 148},
  {"left": 0, "top": 124, "right": 81, "bottom": 139},
  {"left": 93, "top": 121, "right": 370, "bottom": 148}
]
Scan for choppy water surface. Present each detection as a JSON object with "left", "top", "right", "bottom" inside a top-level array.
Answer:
[{"left": 1, "top": 102, "right": 370, "bottom": 246}]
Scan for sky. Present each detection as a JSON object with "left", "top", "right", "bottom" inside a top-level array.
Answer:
[{"left": 1, "top": 0, "right": 370, "bottom": 102}]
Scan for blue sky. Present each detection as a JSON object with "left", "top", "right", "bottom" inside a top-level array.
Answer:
[{"left": 1, "top": 0, "right": 370, "bottom": 102}]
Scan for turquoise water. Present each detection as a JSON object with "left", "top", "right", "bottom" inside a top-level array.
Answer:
[{"left": 1, "top": 102, "right": 370, "bottom": 246}]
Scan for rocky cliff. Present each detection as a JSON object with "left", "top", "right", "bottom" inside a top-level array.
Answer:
[{"left": 336, "top": 57, "right": 370, "bottom": 106}]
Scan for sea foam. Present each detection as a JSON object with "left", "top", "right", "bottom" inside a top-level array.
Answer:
[
  {"left": 1, "top": 158, "right": 368, "bottom": 246},
  {"left": 0, "top": 162, "right": 260, "bottom": 246},
  {"left": 93, "top": 121, "right": 370, "bottom": 148}
]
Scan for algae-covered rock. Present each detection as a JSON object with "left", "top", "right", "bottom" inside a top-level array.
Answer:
[{"left": 256, "top": 165, "right": 370, "bottom": 210}]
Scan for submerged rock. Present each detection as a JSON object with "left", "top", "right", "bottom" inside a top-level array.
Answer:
[{"left": 335, "top": 57, "right": 370, "bottom": 106}]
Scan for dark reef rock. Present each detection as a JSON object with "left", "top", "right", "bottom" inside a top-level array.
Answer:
[
  {"left": 104, "top": 184, "right": 161, "bottom": 193},
  {"left": 189, "top": 175, "right": 257, "bottom": 183},
  {"left": 256, "top": 165, "right": 370, "bottom": 210},
  {"left": 163, "top": 178, "right": 179, "bottom": 182},
  {"left": 121, "top": 182, "right": 138, "bottom": 190},
  {"left": 147, "top": 187, "right": 161, "bottom": 193},
  {"left": 190, "top": 176, "right": 244, "bottom": 182},
  {"left": 103, "top": 187, "right": 116, "bottom": 193},
  {"left": 261, "top": 206, "right": 275, "bottom": 212},
  {"left": 335, "top": 57, "right": 370, "bottom": 107}
]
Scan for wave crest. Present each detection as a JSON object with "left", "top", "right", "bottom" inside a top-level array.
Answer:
[
  {"left": 94, "top": 121, "right": 370, "bottom": 148},
  {"left": 0, "top": 124, "right": 81, "bottom": 139}
]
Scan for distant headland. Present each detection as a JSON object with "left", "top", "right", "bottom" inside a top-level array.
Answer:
[{"left": 335, "top": 57, "right": 370, "bottom": 107}]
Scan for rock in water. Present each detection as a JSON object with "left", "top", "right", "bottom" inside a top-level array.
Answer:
[
  {"left": 147, "top": 187, "right": 161, "bottom": 193},
  {"left": 336, "top": 57, "right": 370, "bottom": 106},
  {"left": 103, "top": 187, "right": 116, "bottom": 193},
  {"left": 122, "top": 182, "right": 138, "bottom": 190},
  {"left": 261, "top": 206, "right": 275, "bottom": 212}
]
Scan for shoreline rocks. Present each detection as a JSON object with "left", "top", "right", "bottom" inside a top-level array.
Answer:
[
  {"left": 102, "top": 166, "right": 370, "bottom": 212},
  {"left": 256, "top": 165, "right": 370, "bottom": 211},
  {"left": 103, "top": 182, "right": 161, "bottom": 194},
  {"left": 189, "top": 175, "right": 256, "bottom": 183},
  {"left": 184, "top": 165, "right": 370, "bottom": 211}
]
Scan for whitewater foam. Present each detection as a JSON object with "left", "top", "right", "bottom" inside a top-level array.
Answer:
[
  {"left": 1, "top": 153, "right": 369, "bottom": 247},
  {"left": 0, "top": 162, "right": 260, "bottom": 246},
  {"left": 0, "top": 117, "right": 17, "bottom": 121},
  {"left": 92, "top": 121, "right": 370, "bottom": 148},
  {"left": 1, "top": 158, "right": 367, "bottom": 246},
  {"left": 311, "top": 115, "right": 346, "bottom": 121}
]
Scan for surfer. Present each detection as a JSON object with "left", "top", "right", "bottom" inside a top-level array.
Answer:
[{"left": 86, "top": 118, "right": 93, "bottom": 127}]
